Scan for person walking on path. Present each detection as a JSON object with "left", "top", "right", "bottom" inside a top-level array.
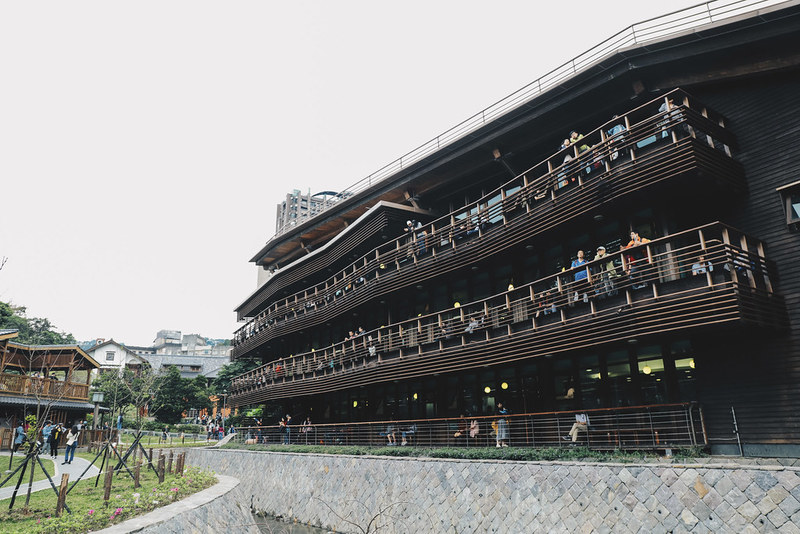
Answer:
[{"left": 63, "top": 425, "right": 79, "bottom": 464}]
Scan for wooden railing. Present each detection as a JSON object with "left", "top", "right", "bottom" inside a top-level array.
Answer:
[
  {"left": 0, "top": 373, "right": 90, "bottom": 402},
  {"left": 231, "top": 222, "right": 785, "bottom": 405},
  {"left": 233, "top": 89, "right": 743, "bottom": 356},
  {"left": 268, "top": 0, "right": 786, "bottom": 239}
]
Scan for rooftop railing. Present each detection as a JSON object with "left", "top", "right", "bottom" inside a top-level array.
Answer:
[
  {"left": 231, "top": 222, "right": 784, "bottom": 404},
  {"left": 228, "top": 403, "right": 705, "bottom": 452},
  {"left": 268, "top": 0, "right": 787, "bottom": 239},
  {"left": 234, "top": 89, "right": 742, "bottom": 348}
]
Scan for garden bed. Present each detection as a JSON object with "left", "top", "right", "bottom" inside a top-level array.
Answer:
[{"left": 0, "top": 462, "right": 216, "bottom": 533}]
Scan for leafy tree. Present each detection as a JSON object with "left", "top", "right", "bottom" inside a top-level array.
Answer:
[
  {"left": 0, "top": 301, "right": 76, "bottom": 345},
  {"left": 210, "top": 358, "right": 259, "bottom": 395},
  {"left": 151, "top": 366, "right": 212, "bottom": 424},
  {"left": 92, "top": 370, "right": 133, "bottom": 413}
]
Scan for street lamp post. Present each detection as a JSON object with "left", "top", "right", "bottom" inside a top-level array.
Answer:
[
  {"left": 221, "top": 391, "right": 227, "bottom": 430},
  {"left": 92, "top": 391, "right": 105, "bottom": 431}
]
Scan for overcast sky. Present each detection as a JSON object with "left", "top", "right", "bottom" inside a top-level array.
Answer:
[{"left": 0, "top": 1, "right": 705, "bottom": 346}]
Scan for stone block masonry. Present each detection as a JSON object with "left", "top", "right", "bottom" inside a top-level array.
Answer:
[{"left": 185, "top": 448, "right": 800, "bottom": 533}]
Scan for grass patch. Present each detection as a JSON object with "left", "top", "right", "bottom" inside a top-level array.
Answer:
[
  {"left": 0, "top": 462, "right": 216, "bottom": 533},
  {"left": 0, "top": 455, "right": 56, "bottom": 485},
  {"left": 221, "top": 442, "right": 708, "bottom": 462}
]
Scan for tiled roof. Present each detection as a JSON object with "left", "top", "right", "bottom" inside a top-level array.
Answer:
[{"left": 0, "top": 395, "right": 97, "bottom": 411}]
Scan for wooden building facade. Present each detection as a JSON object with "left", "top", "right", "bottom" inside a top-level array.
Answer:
[{"left": 230, "top": 2, "right": 800, "bottom": 456}]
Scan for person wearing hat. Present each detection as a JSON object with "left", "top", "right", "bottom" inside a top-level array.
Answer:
[{"left": 593, "top": 245, "right": 619, "bottom": 298}]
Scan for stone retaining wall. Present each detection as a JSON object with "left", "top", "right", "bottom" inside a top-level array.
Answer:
[
  {"left": 94, "top": 474, "right": 259, "bottom": 534},
  {"left": 185, "top": 448, "right": 800, "bottom": 533}
]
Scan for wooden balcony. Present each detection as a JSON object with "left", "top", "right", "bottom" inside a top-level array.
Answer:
[
  {"left": 231, "top": 223, "right": 786, "bottom": 405},
  {"left": 0, "top": 374, "right": 90, "bottom": 402},
  {"left": 233, "top": 90, "right": 744, "bottom": 359}
]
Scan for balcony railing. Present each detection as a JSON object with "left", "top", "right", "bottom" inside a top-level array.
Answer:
[
  {"left": 0, "top": 373, "right": 90, "bottom": 402},
  {"left": 231, "top": 222, "right": 784, "bottom": 405},
  {"left": 228, "top": 403, "right": 705, "bottom": 452},
  {"left": 268, "top": 0, "right": 787, "bottom": 239},
  {"left": 234, "top": 89, "right": 744, "bottom": 355}
]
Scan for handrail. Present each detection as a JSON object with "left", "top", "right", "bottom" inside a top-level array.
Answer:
[
  {"left": 0, "top": 373, "right": 90, "bottom": 402},
  {"left": 234, "top": 88, "right": 735, "bottom": 340},
  {"left": 232, "top": 221, "right": 776, "bottom": 393},
  {"left": 229, "top": 403, "right": 705, "bottom": 451},
  {"left": 268, "top": 0, "right": 788, "bottom": 239}
]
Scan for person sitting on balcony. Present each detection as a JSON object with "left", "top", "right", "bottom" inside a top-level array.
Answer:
[
  {"left": 469, "top": 418, "right": 480, "bottom": 439},
  {"left": 563, "top": 412, "right": 589, "bottom": 443},
  {"left": 623, "top": 231, "right": 652, "bottom": 290},
  {"left": 464, "top": 315, "right": 482, "bottom": 334},
  {"left": 454, "top": 414, "right": 469, "bottom": 439},
  {"left": 401, "top": 423, "right": 417, "bottom": 446},
  {"left": 535, "top": 289, "right": 557, "bottom": 318},
  {"left": 571, "top": 250, "right": 591, "bottom": 303},
  {"left": 593, "top": 246, "right": 619, "bottom": 298},
  {"left": 692, "top": 255, "right": 714, "bottom": 276},
  {"left": 379, "top": 423, "right": 397, "bottom": 446}
]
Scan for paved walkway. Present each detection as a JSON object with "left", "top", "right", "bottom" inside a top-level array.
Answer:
[{"left": 0, "top": 450, "right": 100, "bottom": 500}]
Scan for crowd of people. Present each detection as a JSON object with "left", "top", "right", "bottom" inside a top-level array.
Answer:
[
  {"left": 232, "top": 221, "right": 747, "bottom": 400},
  {"left": 234, "top": 98, "right": 690, "bottom": 350}
]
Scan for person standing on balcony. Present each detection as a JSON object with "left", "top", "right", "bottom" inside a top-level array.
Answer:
[
  {"left": 607, "top": 116, "right": 626, "bottom": 161},
  {"left": 593, "top": 246, "right": 619, "bottom": 298},
  {"left": 495, "top": 403, "right": 510, "bottom": 448},
  {"left": 557, "top": 139, "right": 573, "bottom": 189},
  {"left": 623, "top": 231, "right": 651, "bottom": 289},
  {"left": 571, "top": 250, "right": 590, "bottom": 303}
]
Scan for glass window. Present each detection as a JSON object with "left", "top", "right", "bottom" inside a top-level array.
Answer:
[
  {"left": 606, "top": 350, "right": 633, "bottom": 407},
  {"left": 672, "top": 340, "right": 696, "bottom": 401},
  {"left": 578, "top": 354, "right": 602, "bottom": 409},
  {"left": 480, "top": 370, "right": 496, "bottom": 415},
  {"left": 461, "top": 374, "right": 478, "bottom": 416},
  {"left": 637, "top": 345, "right": 667, "bottom": 404},
  {"left": 553, "top": 358, "right": 576, "bottom": 411},
  {"left": 520, "top": 363, "right": 542, "bottom": 413}
]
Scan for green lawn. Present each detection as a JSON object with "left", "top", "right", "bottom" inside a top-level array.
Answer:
[
  {"left": 0, "top": 455, "right": 55, "bottom": 486},
  {"left": 0, "top": 462, "right": 216, "bottom": 533}
]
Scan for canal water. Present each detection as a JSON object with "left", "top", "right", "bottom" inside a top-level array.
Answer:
[{"left": 254, "top": 513, "right": 334, "bottom": 533}]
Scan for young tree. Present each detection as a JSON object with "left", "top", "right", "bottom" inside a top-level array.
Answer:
[{"left": 151, "top": 366, "right": 212, "bottom": 424}]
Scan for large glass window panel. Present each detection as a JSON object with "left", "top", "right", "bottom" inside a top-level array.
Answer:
[
  {"left": 579, "top": 354, "right": 603, "bottom": 409},
  {"left": 461, "top": 374, "right": 478, "bottom": 416},
  {"left": 637, "top": 345, "right": 667, "bottom": 404},
  {"left": 553, "top": 358, "right": 576, "bottom": 411},
  {"left": 672, "top": 340, "right": 697, "bottom": 401},
  {"left": 606, "top": 350, "right": 633, "bottom": 407},
  {"left": 520, "top": 363, "right": 543, "bottom": 413}
]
